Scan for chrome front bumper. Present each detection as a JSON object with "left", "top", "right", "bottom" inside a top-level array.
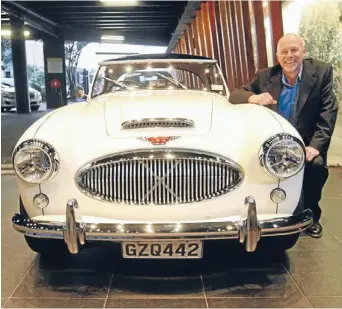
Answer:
[{"left": 12, "top": 196, "right": 313, "bottom": 254}]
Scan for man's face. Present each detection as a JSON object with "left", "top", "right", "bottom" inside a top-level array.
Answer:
[{"left": 276, "top": 37, "right": 306, "bottom": 75}]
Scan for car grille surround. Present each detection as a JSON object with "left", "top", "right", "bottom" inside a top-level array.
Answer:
[{"left": 75, "top": 150, "right": 243, "bottom": 205}]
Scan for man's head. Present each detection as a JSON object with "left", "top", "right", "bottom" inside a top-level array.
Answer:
[{"left": 276, "top": 33, "right": 306, "bottom": 76}]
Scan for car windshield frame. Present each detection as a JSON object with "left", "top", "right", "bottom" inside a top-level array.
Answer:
[{"left": 90, "top": 59, "right": 229, "bottom": 99}]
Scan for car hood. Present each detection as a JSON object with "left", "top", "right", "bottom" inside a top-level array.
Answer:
[
  {"left": 29, "top": 90, "right": 302, "bottom": 184},
  {"left": 102, "top": 90, "right": 214, "bottom": 137},
  {"left": 1, "top": 86, "right": 38, "bottom": 93}
]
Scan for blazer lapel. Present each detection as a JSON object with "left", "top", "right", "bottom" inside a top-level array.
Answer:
[
  {"left": 266, "top": 72, "right": 282, "bottom": 113},
  {"left": 297, "top": 61, "right": 317, "bottom": 116}
]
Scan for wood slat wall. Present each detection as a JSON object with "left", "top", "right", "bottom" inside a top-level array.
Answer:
[{"left": 172, "top": 0, "right": 284, "bottom": 91}]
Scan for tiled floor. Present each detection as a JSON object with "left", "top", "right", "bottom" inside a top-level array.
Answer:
[{"left": 1, "top": 168, "right": 342, "bottom": 308}]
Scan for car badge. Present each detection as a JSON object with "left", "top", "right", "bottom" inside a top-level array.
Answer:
[{"left": 138, "top": 136, "right": 180, "bottom": 145}]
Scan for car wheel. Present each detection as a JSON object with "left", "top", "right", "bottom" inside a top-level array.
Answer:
[{"left": 31, "top": 106, "right": 40, "bottom": 111}]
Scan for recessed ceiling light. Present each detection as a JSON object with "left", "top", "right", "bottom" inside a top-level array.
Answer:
[
  {"left": 1, "top": 29, "right": 31, "bottom": 37},
  {"left": 101, "top": 35, "right": 125, "bottom": 41},
  {"left": 1, "top": 30, "right": 11, "bottom": 36},
  {"left": 100, "top": 0, "right": 138, "bottom": 6}
]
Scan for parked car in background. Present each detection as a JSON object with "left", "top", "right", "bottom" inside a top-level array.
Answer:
[
  {"left": 1, "top": 78, "right": 42, "bottom": 112},
  {"left": 11, "top": 54, "right": 313, "bottom": 259}
]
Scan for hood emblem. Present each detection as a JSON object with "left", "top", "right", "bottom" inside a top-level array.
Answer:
[{"left": 138, "top": 136, "right": 180, "bottom": 145}]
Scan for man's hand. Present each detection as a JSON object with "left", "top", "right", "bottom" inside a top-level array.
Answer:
[
  {"left": 248, "top": 92, "right": 277, "bottom": 105},
  {"left": 305, "top": 146, "right": 320, "bottom": 162}
]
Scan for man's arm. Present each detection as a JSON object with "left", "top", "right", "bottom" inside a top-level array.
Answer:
[
  {"left": 228, "top": 71, "right": 261, "bottom": 104},
  {"left": 228, "top": 71, "right": 277, "bottom": 105},
  {"left": 309, "top": 64, "right": 338, "bottom": 154}
]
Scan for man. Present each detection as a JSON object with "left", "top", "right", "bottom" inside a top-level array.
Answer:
[{"left": 229, "top": 33, "right": 338, "bottom": 238}]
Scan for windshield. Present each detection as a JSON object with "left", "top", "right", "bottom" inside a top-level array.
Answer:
[{"left": 91, "top": 60, "right": 227, "bottom": 98}]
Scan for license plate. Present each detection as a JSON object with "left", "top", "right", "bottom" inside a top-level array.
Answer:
[{"left": 122, "top": 240, "right": 203, "bottom": 259}]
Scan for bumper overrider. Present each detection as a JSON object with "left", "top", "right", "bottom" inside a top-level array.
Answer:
[{"left": 12, "top": 196, "right": 313, "bottom": 254}]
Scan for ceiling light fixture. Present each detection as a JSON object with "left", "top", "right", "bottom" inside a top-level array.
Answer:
[
  {"left": 1, "top": 30, "right": 11, "bottom": 36},
  {"left": 101, "top": 35, "right": 125, "bottom": 41},
  {"left": 1, "top": 30, "right": 31, "bottom": 37},
  {"left": 100, "top": 0, "right": 138, "bottom": 6}
]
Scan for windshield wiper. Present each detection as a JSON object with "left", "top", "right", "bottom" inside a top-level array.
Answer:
[
  {"left": 155, "top": 73, "right": 188, "bottom": 90},
  {"left": 102, "top": 76, "right": 132, "bottom": 91}
]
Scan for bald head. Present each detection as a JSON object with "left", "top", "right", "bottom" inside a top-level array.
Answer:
[
  {"left": 276, "top": 33, "right": 306, "bottom": 77},
  {"left": 277, "top": 33, "right": 305, "bottom": 54}
]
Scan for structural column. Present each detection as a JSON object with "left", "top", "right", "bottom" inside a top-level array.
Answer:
[
  {"left": 43, "top": 32, "right": 67, "bottom": 109},
  {"left": 10, "top": 15, "right": 30, "bottom": 114}
]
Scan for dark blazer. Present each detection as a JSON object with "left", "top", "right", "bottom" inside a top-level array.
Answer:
[{"left": 229, "top": 58, "right": 338, "bottom": 156}]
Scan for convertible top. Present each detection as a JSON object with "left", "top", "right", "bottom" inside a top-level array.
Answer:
[{"left": 100, "top": 53, "right": 217, "bottom": 65}]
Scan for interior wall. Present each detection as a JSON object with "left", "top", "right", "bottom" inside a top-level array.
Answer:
[{"left": 172, "top": 0, "right": 284, "bottom": 91}]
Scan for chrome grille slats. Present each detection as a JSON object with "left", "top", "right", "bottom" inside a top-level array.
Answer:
[
  {"left": 118, "top": 161, "right": 121, "bottom": 201},
  {"left": 158, "top": 159, "right": 162, "bottom": 204},
  {"left": 109, "top": 163, "right": 113, "bottom": 201},
  {"left": 121, "top": 118, "right": 195, "bottom": 130},
  {"left": 76, "top": 150, "right": 243, "bottom": 205},
  {"left": 174, "top": 159, "right": 178, "bottom": 203}
]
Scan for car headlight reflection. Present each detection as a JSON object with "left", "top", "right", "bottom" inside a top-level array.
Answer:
[
  {"left": 12, "top": 139, "right": 59, "bottom": 183},
  {"left": 259, "top": 133, "right": 305, "bottom": 178}
]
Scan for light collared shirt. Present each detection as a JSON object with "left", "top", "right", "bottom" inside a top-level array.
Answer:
[{"left": 278, "top": 65, "right": 303, "bottom": 125}]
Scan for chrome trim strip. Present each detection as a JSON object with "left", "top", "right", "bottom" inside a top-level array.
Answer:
[
  {"left": 13, "top": 208, "right": 313, "bottom": 247},
  {"left": 121, "top": 118, "right": 195, "bottom": 130}
]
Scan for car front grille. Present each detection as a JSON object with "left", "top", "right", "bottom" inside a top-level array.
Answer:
[{"left": 75, "top": 150, "right": 243, "bottom": 205}]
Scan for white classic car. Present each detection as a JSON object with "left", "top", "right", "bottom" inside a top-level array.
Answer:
[
  {"left": 12, "top": 54, "right": 313, "bottom": 258},
  {"left": 1, "top": 78, "right": 42, "bottom": 112}
]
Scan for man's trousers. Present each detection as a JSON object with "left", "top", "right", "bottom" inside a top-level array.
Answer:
[{"left": 302, "top": 155, "right": 329, "bottom": 222}]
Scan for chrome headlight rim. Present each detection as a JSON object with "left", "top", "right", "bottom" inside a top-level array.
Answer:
[
  {"left": 259, "top": 133, "right": 305, "bottom": 179},
  {"left": 12, "top": 139, "right": 60, "bottom": 184}
]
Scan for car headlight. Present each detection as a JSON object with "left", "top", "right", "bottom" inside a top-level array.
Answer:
[
  {"left": 12, "top": 139, "right": 59, "bottom": 184},
  {"left": 259, "top": 133, "right": 305, "bottom": 178},
  {"left": 3, "top": 92, "right": 15, "bottom": 98}
]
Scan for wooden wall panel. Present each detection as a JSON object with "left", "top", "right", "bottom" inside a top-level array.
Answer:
[
  {"left": 228, "top": 1, "right": 242, "bottom": 86},
  {"left": 183, "top": 28, "right": 191, "bottom": 87},
  {"left": 208, "top": 1, "right": 221, "bottom": 64},
  {"left": 197, "top": 9, "right": 207, "bottom": 57},
  {"left": 215, "top": 1, "right": 227, "bottom": 82},
  {"left": 171, "top": 1, "right": 282, "bottom": 90},
  {"left": 234, "top": 1, "right": 248, "bottom": 85},
  {"left": 269, "top": 1, "right": 284, "bottom": 64},
  {"left": 252, "top": 1, "right": 268, "bottom": 69},
  {"left": 192, "top": 18, "right": 201, "bottom": 56},
  {"left": 218, "top": 0, "right": 234, "bottom": 91},
  {"left": 202, "top": 2, "right": 213, "bottom": 58},
  {"left": 241, "top": 1, "right": 256, "bottom": 80}
]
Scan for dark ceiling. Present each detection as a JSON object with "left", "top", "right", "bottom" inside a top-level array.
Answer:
[{"left": 1, "top": 1, "right": 192, "bottom": 46}]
